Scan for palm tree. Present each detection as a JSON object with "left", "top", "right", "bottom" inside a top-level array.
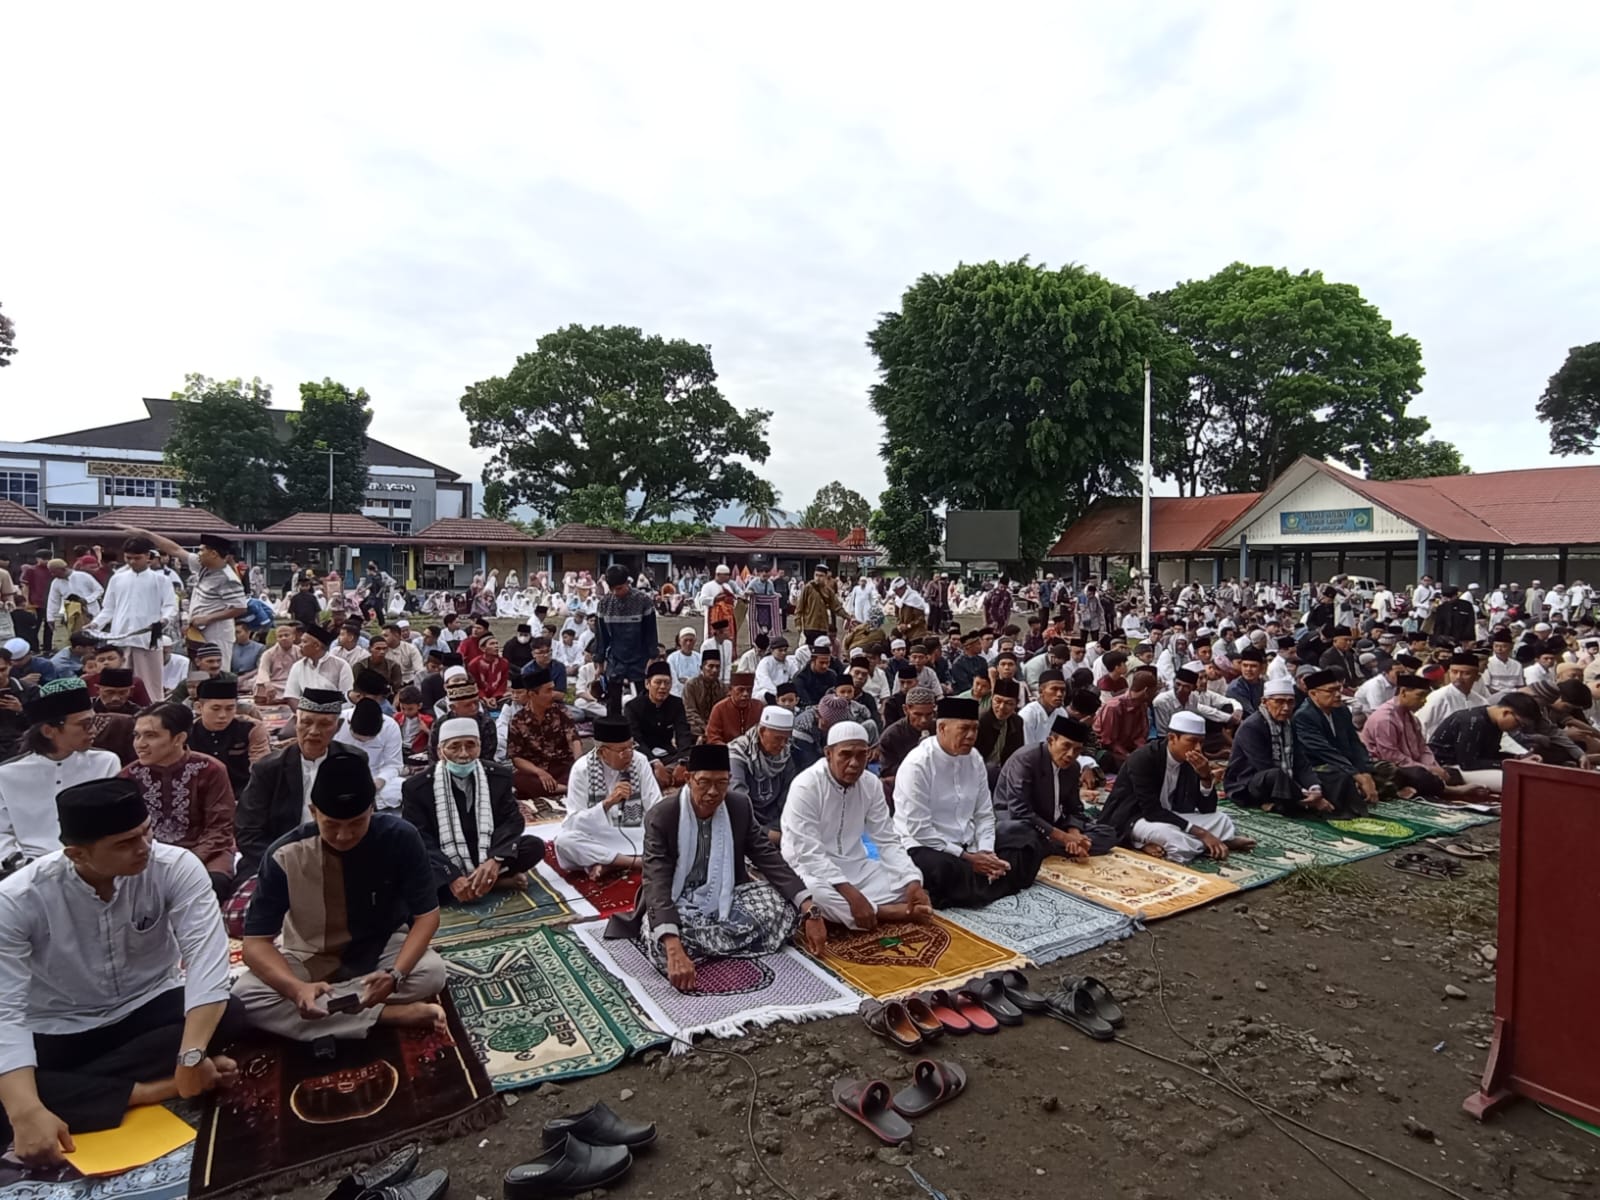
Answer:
[{"left": 740, "top": 502, "right": 787, "bottom": 527}]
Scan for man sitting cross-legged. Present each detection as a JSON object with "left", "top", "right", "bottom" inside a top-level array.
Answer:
[
  {"left": 780, "top": 721, "right": 931, "bottom": 928},
  {"left": 607, "top": 743, "right": 827, "bottom": 993},
  {"left": 555, "top": 718, "right": 663, "bottom": 880},
  {"left": 122, "top": 701, "right": 238, "bottom": 899},
  {"left": 994, "top": 714, "right": 1116, "bottom": 862},
  {"left": 402, "top": 718, "right": 547, "bottom": 906},
  {"left": 234, "top": 754, "right": 447, "bottom": 1039},
  {"left": 892, "top": 697, "right": 1045, "bottom": 907},
  {"left": 1223, "top": 676, "right": 1337, "bottom": 817},
  {"left": 0, "top": 779, "right": 243, "bottom": 1166},
  {"left": 1101, "top": 711, "right": 1256, "bottom": 863},
  {"left": 506, "top": 667, "right": 581, "bottom": 805},
  {"left": 1292, "top": 668, "right": 1381, "bottom": 816},
  {"left": 1360, "top": 674, "right": 1489, "bottom": 801}
]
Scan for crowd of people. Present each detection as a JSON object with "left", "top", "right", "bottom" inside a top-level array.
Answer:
[{"left": 4, "top": 531, "right": 1598, "bottom": 1168}]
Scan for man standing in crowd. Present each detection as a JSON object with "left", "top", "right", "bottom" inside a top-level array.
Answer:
[
  {"left": 129, "top": 529, "right": 248, "bottom": 673},
  {"left": 596, "top": 564, "right": 657, "bottom": 717},
  {"left": 86, "top": 536, "right": 176, "bottom": 703}
]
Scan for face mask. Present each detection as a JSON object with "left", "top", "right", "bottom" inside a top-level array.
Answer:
[
  {"left": 518, "top": 634, "right": 531, "bottom": 642},
  {"left": 445, "top": 758, "right": 478, "bottom": 779}
]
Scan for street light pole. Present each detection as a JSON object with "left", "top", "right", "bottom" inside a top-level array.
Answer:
[
  {"left": 324, "top": 447, "right": 345, "bottom": 576},
  {"left": 1141, "top": 358, "right": 1152, "bottom": 608}
]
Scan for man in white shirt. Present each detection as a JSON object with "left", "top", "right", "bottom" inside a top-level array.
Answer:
[
  {"left": 848, "top": 577, "right": 877, "bottom": 626},
  {"left": 554, "top": 719, "right": 662, "bottom": 877},
  {"left": 1483, "top": 632, "right": 1523, "bottom": 693},
  {"left": 754, "top": 637, "right": 798, "bottom": 701},
  {"left": 892, "top": 697, "right": 1043, "bottom": 907},
  {"left": 664, "top": 628, "right": 702, "bottom": 698},
  {"left": 1019, "top": 669, "right": 1067, "bottom": 745},
  {"left": 1487, "top": 585, "right": 1509, "bottom": 627},
  {"left": 87, "top": 536, "right": 177, "bottom": 703},
  {"left": 553, "top": 627, "right": 584, "bottom": 673},
  {"left": 0, "top": 777, "right": 240, "bottom": 1166},
  {"left": 1525, "top": 581, "right": 1546, "bottom": 620},
  {"left": 1349, "top": 659, "right": 1406, "bottom": 729},
  {"left": 1409, "top": 576, "right": 1436, "bottom": 632},
  {"left": 0, "top": 678, "right": 121, "bottom": 863},
  {"left": 134, "top": 529, "right": 249, "bottom": 673},
  {"left": 283, "top": 624, "right": 354, "bottom": 701},
  {"left": 334, "top": 698, "right": 405, "bottom": 809},
  {"left": 780, "top": 721, "right": 931, "bottom": 928},
  {"left": 44, "top": 560, "right": 103, "bottom": 636},
  {"left": 1419, "top": 654, "right": 1489, "bottom": 739},
  {"left": 1370, "top": 584, "right": 1395, "bottom": 624}
]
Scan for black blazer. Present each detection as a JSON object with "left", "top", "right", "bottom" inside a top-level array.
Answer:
[
  {"left": 1098, "top": 738, "right": 1216, "bottom": 842},
  {"left": 993, "top": 741, "right": 1085, "bottom": 841},
  {"left": 235, "top": 741, "right": 370, "bottom": 881},
  {"left": 401, "top": 761, "right": 524, "bottom": 888},
  {"left": 606, "top": 791, "right": 807, "bottom": 940}
]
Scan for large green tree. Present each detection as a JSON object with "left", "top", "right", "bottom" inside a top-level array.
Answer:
[
  {"left": 1152, "top": 263, "right": 1433, "bottom": 494},
  {"left": 163, "top": 374, "right": 285, "bottom": 528},
  {"left": 460, "top": 324, "right": 775, "bottom": 523},
  {"left": 0, "top": 301, "right": 15, "bottom": 367},
  {"left": 281, "top": 379, "right": 373, "bottom": 515},
  {"left": 868, "top": 259, "right": 1168, "bottom": 566},
  {"left": 870, "top": 482, "right": 939, "bottom": 574},
  {"left": 800, "top": 481, "right": 871, "bottom": 534},
  {"left": 1537, "top": 342, "right": 1600, "bottom": 456},
  {"left": 1367, "top": 438, "right": 1470, "bottom": 480}
]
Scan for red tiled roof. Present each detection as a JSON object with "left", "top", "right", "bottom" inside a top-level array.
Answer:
[
  {"left": 838, "top": 526, "right": 869, "bottom": 548},
  {"left": 1049, "top": 494, "right": 1262, "bottom": 558},
  {"left": 530, "top": 523, "right": 647, "bottom": 551},
  {"left": 77, "top": 506, "right": 243, "bottom": 537},
  {"left": 259, "top": 512, "right": 397, "bottom": 540},
  {"left": 0, "top": 501, "right": 57, "bottom": 530},
  {"left": 744, "top": 528, "right": 853, "bottom": 555},
  {"left": 412, "top": 518, "right": 537, "bottom": 545},
  {"left": 1347, "top": 465, "right": 1600, "bottom": 545},
  {"left": 724, "top": 525, "right": 842, "bottom": 544},
  {"left": 1315, "top": 464, "right": 1504, "bottom": 544}
]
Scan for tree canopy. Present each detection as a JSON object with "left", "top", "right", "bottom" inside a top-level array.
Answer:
[
  {"left": 0, "top": 301, "right": 15, "bottom": 368},
  {"left": 1152, "top": 263, "right": 1433, "bottom": 494},
  {"left": 1367, "top": 438, "right": 1470, "bottom": 480},
  {"left": 868, "top": 259, "right": 1168, "bottom": 566},
  {"left": 460, "top": 324, "right": 775, "bottom": 523},
  {"left": 281, "top": 378, "right": 372, "bottom": 515},
  {"left": 870, "top": 481, "right": 939, "bottom": 575},
  {"left": 1537, "top": 342, "right": 1600, "bottom": 456},
  {"left": 800, "top": 481, "right": 871, "bottom": 534},
  {"left": 163, "top": 375, "right": 286, "bottom": 528}
]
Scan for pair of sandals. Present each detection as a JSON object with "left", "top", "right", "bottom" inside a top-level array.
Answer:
[
  {"left": 862, "top": 970, "right": 1046, "bottom": 1047},
  {"left": 1043, "top": 976, "right": 1124, "bottom": 1041},
  {"left": 1391, "top": 850, "right": 1464, "bottom": 879},
  {"left": 833, "top": 1059, "right": 967, "bottom": 1145}
]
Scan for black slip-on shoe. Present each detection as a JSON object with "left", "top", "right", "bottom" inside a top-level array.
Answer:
[
  {"left": 540, "top": 1100, "right": 657, "bottom": 1149},
  {"left": 327, "top": 1145, "right": 420, "bottom": 1200},
  {"left": 505, "top": 1137, "right": 633, "bottom": 1198}
]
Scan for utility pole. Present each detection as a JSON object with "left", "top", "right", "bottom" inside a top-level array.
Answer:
[
  {"left": 324, "top": 447, "right": 346, "bottom": 577},
  {"left": 1141, "top": 358, "right": 1152, "bottom": 608}
]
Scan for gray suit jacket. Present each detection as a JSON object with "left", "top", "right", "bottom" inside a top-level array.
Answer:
[{"left": 605, "top": 791, "right": 808, "bottom": 940}]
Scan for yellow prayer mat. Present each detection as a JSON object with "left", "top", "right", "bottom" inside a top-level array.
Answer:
[
  {"left": 64, "top": 1103, "right": 196, "bottom": 1176},
  {"left": 810, "top": 916, "right": 1025, "bottom": 1001},
  {"left": 1036, "top": 847, "right": 1240, "bottom": 920}
]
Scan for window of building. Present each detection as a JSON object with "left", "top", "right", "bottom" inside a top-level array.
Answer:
[
  {"left": 46, "top": 508, "right": 100, "bottom": 525},
  {"left": 0, "top": 470, "right": 40, "bottom": 510},
  {"left": 108, "top": 476, "right": 180, "bottom": 500},
  {"left": 384, "top": 519, "right": 412, "bottom": 534}
]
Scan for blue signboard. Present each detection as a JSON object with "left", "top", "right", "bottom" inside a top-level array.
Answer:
[{"left": 1279, "top": 507, "right": 1374, "bottom": 535}]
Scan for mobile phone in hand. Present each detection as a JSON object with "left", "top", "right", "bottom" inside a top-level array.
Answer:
[{"left": 325, "top": 990, "right": 363, "bottom": 1014}]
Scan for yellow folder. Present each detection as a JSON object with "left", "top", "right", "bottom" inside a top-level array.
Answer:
[{"left": 64, "top": 1104, "right": 196, "bottom": 1176}]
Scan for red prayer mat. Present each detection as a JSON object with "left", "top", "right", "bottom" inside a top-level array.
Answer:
[{"left": 541, "top": 841, "right": 641, "bottom": 919}]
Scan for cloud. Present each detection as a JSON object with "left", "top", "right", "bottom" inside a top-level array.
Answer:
[{"left": 3, "top": 2, "right": 1597, "bottom": 519}]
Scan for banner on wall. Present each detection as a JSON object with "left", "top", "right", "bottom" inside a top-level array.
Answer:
[
  {"left": 1279, "top": 507, "right": 1374, "bottom": 535},
  {"left": 423, "top": 546, "right": 466, "bottom": 566}
]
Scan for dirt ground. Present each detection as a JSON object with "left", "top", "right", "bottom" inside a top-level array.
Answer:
[{"left": 282, "top": 836, "right": 1599, "bottom": 1200}]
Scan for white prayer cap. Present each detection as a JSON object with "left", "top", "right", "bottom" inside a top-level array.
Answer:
[
  {"left": 1535, "top": 622, "right": 1553, "bottom": 633},
  {"left": 444, "top": 665, "right": 470, "bottom": 681},
  {"left": 758, "top": 705, "right": 795, "bottom": 731},
  {"left": 2, "top": 638, "right": 27, "bottom": 657},
  {"left": 812, "top": 636, "right": 831, "bottom": 649},
  {"left": 1168, "top": 711, "right": 1207, "bottom": 736},
  {"left": 826, "top": 720, "right": 870, "bottom": 747},
  {"left": 715, "top": 564, "right": 731, "bottom": 574},
  {"left": 1183, "top": 659, "right": 1206, "bottom": 673},
  {"left": 890, "top": 639, "right": 907, "bottom": 650},
  {"left": 397, "top": 618, "right": 410, "bottom": 628},
  {"left": 1264, "top": 678, "right": 1297, "bottom": 698},
  {"left": 678, "top": 627, "right": 696, "bottom": 640},
  {"left": 438, "top": 717, "right": 481, "bottom": 744}
]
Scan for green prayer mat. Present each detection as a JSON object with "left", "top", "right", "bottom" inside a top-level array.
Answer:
[
  {"left": 442, "top": 927, "right": 665, "bottom": 1091},
  {"left": 1219, "top": 804, "right": 1391, "bottom": 866},
  {"left": 1324, "top": 815, "right": 1429, "bottom": 847},
  {"left": 1376, "top": 796, "right": 1498, "bottom": 836},
  {"left": 1184, "top": 843, "right": 1293, "bottom": 891},
  {"left": 432, "top": 869, "right": 581, "bottom": 944}
]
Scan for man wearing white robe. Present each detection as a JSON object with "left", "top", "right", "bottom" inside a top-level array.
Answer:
[
  {"left": 754, "top": 638, "right": 799, "bottom": 700},
  {"left": 1018, "top": 669, "right": 1067, "bottom": 746},
  {"left": 665, "top": 629, "right": 702, "bottom": 698},
  {"left": 334, "top": 698, "right": 405, "bottom": 809},
  {"left": 0, "top": 678, "right": 120, "bottom": 862},
  {"left": 555, "top": 718, "right": 663, "bottom": 877},
  {"left": 892, "top": 697, "right": 1044, "bottom": 908},
  {"left": 780, "top": 722, "right": 930, "bottom": 929},
  {"left": 86, "top": 537, "right": 177, "bottom": 704}
]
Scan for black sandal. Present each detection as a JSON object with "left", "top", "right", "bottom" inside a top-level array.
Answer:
[
  {"left": 971, "top": 976, "right": 1024, "bottom": 1026},
  {"left": 991, "top": 968, "right": 1047, "bottom": 1013},
  {"left": 1070, "top": 976, "right": 1125, "bottom": 1027},
  {"left": 1043, "top": 983, "right": 1115, "bottom": 1041},
  {"left": 1390, "top": 851, "right": 1462, "bottom": 879}
]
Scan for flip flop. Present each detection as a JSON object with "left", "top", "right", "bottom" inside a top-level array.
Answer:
[
  {"left": 971, "top": 976, "right": 1024, "bottom": 1026},
  {"left": 860, "top": 999, "right": 922, "bottom": 1050},
  {"left": 889, "top": 1059, "right": 969, "bottom": 1118},
  {"left": 1072, "top": 975, "right": 1126, "bottom": 1027},
  {"left": 943, "top": 988, "right": 1000, "bottom": 1034},
  {"left": 1043, "top": 984, "right": 1116, "bottom": 1041},
  {"left": 920, "top": 991, "right": 972, "bottom": 1035},
  {"left": 992, "top": 968, "right": 1047, "bottom": 1013},
  {"left": 1389, "top": 851, "right": 1462, "bottom": 879},
  {"left": 1428, "top": 841, "right": 1486, "bottom": 860},
  {"left": 832, "top": 1078, "right": 913, "bottom": 1145},
  {"left": 902, "top": 997, "right": 945, "bottom": 1041}
]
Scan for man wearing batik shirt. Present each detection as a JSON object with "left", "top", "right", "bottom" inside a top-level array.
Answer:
[
  {"left": 235, "top": 754, "right": 446, "bottom": 1040},
  {"left": 121, "top": 702, "right": 236, "bottom": 898},
  {"left": 506, "top": 667, "right": 581, "bottom": 801}
]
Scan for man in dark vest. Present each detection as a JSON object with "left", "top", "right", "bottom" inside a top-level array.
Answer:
[{"left": 185, "top": 677, "right": 271, "bottom": 801}]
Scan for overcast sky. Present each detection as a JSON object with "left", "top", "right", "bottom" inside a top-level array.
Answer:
[{"left": 5, "top": 5, "right": 1597, "bottom": 518}]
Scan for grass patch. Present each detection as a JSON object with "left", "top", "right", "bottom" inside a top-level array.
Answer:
[
  {"left": 1414, "top": 865, "right": 1499, "bottom": 932},
  {"left": 1278, "top": 865, "right": 1382, "bottom": 901}
]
